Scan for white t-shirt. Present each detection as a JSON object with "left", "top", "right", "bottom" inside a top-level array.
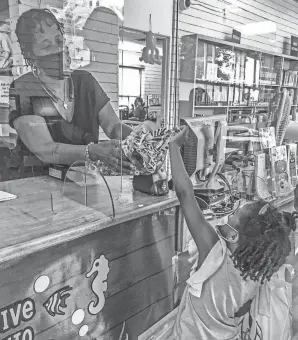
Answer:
[
  {"left": 172, "top": 237, "right": 293, "bottom": 340},
  {"left": 251, "top": 263, "right": 293, "bottom": 340}
]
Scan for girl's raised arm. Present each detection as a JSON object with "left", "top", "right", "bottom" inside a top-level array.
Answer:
[{"left": 169, "top": 127, "right": 219, "bottom": 267}]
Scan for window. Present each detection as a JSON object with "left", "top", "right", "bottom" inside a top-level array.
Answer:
[{"left": 119, "top": 66, "right": 141, "bottom": 97}]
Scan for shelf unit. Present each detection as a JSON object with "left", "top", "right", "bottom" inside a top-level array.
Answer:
[{"left": 179, "top": 34, "right": 298, "bottom": 124}]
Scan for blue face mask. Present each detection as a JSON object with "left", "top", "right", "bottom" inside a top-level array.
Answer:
[{"left": 35, "top": 51, "right": 64, "bottom": 79}]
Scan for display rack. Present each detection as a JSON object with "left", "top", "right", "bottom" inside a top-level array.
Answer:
[{"left": 179, "top": 34, "right": 298, "bottom": 125}]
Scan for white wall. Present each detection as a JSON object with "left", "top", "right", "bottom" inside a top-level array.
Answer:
[
  {"left": 178, "top": 0, "right": 298, "bottom": 55},
  {"left": 124, "top": 0, "right": 173, "bottom": 37},
  {"left": 143, "top": 63, "right": 162, "bottom": 99}
]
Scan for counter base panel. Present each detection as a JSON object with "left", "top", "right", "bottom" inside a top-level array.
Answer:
[{"left": 0, "top": 207, "right": 179, "bottom": 340}]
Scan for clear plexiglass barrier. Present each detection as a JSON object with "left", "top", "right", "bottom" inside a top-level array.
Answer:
[{"left": 62, "top": 161, "right": 117, "bottom": 218}]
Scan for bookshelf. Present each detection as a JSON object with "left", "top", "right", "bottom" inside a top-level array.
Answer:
[{"left": 179, "top": 34, "right": 298, "bottom": 124}]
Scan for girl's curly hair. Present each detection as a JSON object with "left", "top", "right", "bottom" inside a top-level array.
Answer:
[
  {"left": 230, "top": 201, "right": 295, "bottom": 284},
  {"left": 15, "top": 8, "right": 64, "bottom": 68}
]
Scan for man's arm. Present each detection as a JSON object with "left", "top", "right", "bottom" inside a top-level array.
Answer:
[
  {"left": 97, "top": 102, "right": 132, "bottom": 140},
  {"left": 14, "top": 115, "right": 87, "bottom": 164},
  {"left": 13, "top": 115, "right": 133, "bottom": 173}
]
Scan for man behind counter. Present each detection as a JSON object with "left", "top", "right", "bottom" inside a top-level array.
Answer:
[
  {"left": 129, "top": 97, "right": 146, "bottom": 121},
  {"left": 7, "top": 8, "right": 139, "bottom": 178}
]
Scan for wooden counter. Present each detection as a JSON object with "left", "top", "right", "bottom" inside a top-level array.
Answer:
[
  {"left": 0, "top": 175, "right": 180, "bottom": 340},
  {"left": 0, "top": 174, "right": 294, "bottom": 264},
  {"left": 0, "top": 175, "right": 179, "bottom": 264}
]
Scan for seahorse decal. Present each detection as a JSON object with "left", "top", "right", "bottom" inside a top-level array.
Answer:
[{"left": 86, "top": 255, "right": 110, "bottom": 315}]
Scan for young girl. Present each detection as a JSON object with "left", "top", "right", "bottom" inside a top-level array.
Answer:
[{"left": 169, "top": 126, "right": 296, "bottom": 340}]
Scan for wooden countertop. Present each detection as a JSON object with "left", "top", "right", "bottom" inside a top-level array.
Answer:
[
  {"left": 0, "top": 175, "right": 179, "bottom": 264},
  {"left": 0, "top": 173, "right": 294, "bottom": 264}
]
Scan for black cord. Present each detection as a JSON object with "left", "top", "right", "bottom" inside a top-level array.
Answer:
[
  {"left": 212, "top": 198, "right": 241, "bottom": 217},
  {"left": 194, "top": 195, "right": 210, "bottom": 209},
  {"left": 224, "top": 150, "right": 239, "bottom": 165},
  {"left": 216, "top": 172, "right": 233, "bottom": 199},
  {"left": 194, "top": 172, "right": 240, "bottom": 217}
]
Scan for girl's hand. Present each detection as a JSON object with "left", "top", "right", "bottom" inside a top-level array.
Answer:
[{"left": 170, "top": 125, "right": 189, "bottom": 147}]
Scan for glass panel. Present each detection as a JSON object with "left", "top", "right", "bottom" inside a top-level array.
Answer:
[
  {"left": 63, "top": 162, "right": 116, "bottom": 218},
  {"left": 0, "top": 0, "right": 173, "bottom": 221},
  {"left": 0, "top": 0, "right": 127, "bottom": 206}
]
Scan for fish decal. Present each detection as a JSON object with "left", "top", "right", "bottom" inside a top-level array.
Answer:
[
  {"left": 43, "top": 286, "right": 73, "bottom": 317},
  {"left": 86, "top": 255, "right": 110, "bottom": 315}
]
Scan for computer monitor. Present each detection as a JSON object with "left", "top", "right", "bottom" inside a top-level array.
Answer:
[{"left": 180, "top": 115, "right": 227, "bottom": 194}]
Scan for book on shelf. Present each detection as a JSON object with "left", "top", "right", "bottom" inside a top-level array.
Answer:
[
  {"left": 287, "top": 144, "right": 298, "bottom": 188},
  {"left": 259, "top": 69, "right": 277, "bottom": 85},
  {"left": 259, "top": 87, "right": 275, "bottom": 102},
  {"left": 283, "top": 70, "right": 298, "bottom": 87},
  {"left": 240, "top": 53, "right": 246, "bottom": 84},
  {"left": 270, "top": 145, "right": 292, "bottom": 197},
  {"left": 206, "top": 63, "right": 218, "bottom": 82},
  {"left": 234, "top": 87, "right": 240, "bottom": 104},
  {"left": 221, "top": 86, "right": 228, "bottom": 103},
  {"left": 213, "top": 85, "right": 221, "bottom": 102},
  {"left": 260, "top": 127, "right": 276, "bottom": 149},
  {"left": 206, "top": 84, "right": 213, "bottom": 103},
  {"left": 260, "top": 54, "right": 280, "bottom": 85}
]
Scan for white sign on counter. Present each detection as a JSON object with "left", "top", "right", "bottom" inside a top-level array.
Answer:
[{"left": 0, "top": 76, "right": 10, "bottom": 107}]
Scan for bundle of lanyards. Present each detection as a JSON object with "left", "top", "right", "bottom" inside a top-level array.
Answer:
[{"left": 95, "top": 126, "right": 181, "bottom": 176}]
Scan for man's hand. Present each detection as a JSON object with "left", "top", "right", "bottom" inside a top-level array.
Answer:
[{"left": 89, "top": 140, "right": 146, "bottom": 175}]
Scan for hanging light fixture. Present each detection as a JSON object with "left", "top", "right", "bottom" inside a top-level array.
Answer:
[{"left": 237, "top": 21, "right": 277, "bottom": 36}]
